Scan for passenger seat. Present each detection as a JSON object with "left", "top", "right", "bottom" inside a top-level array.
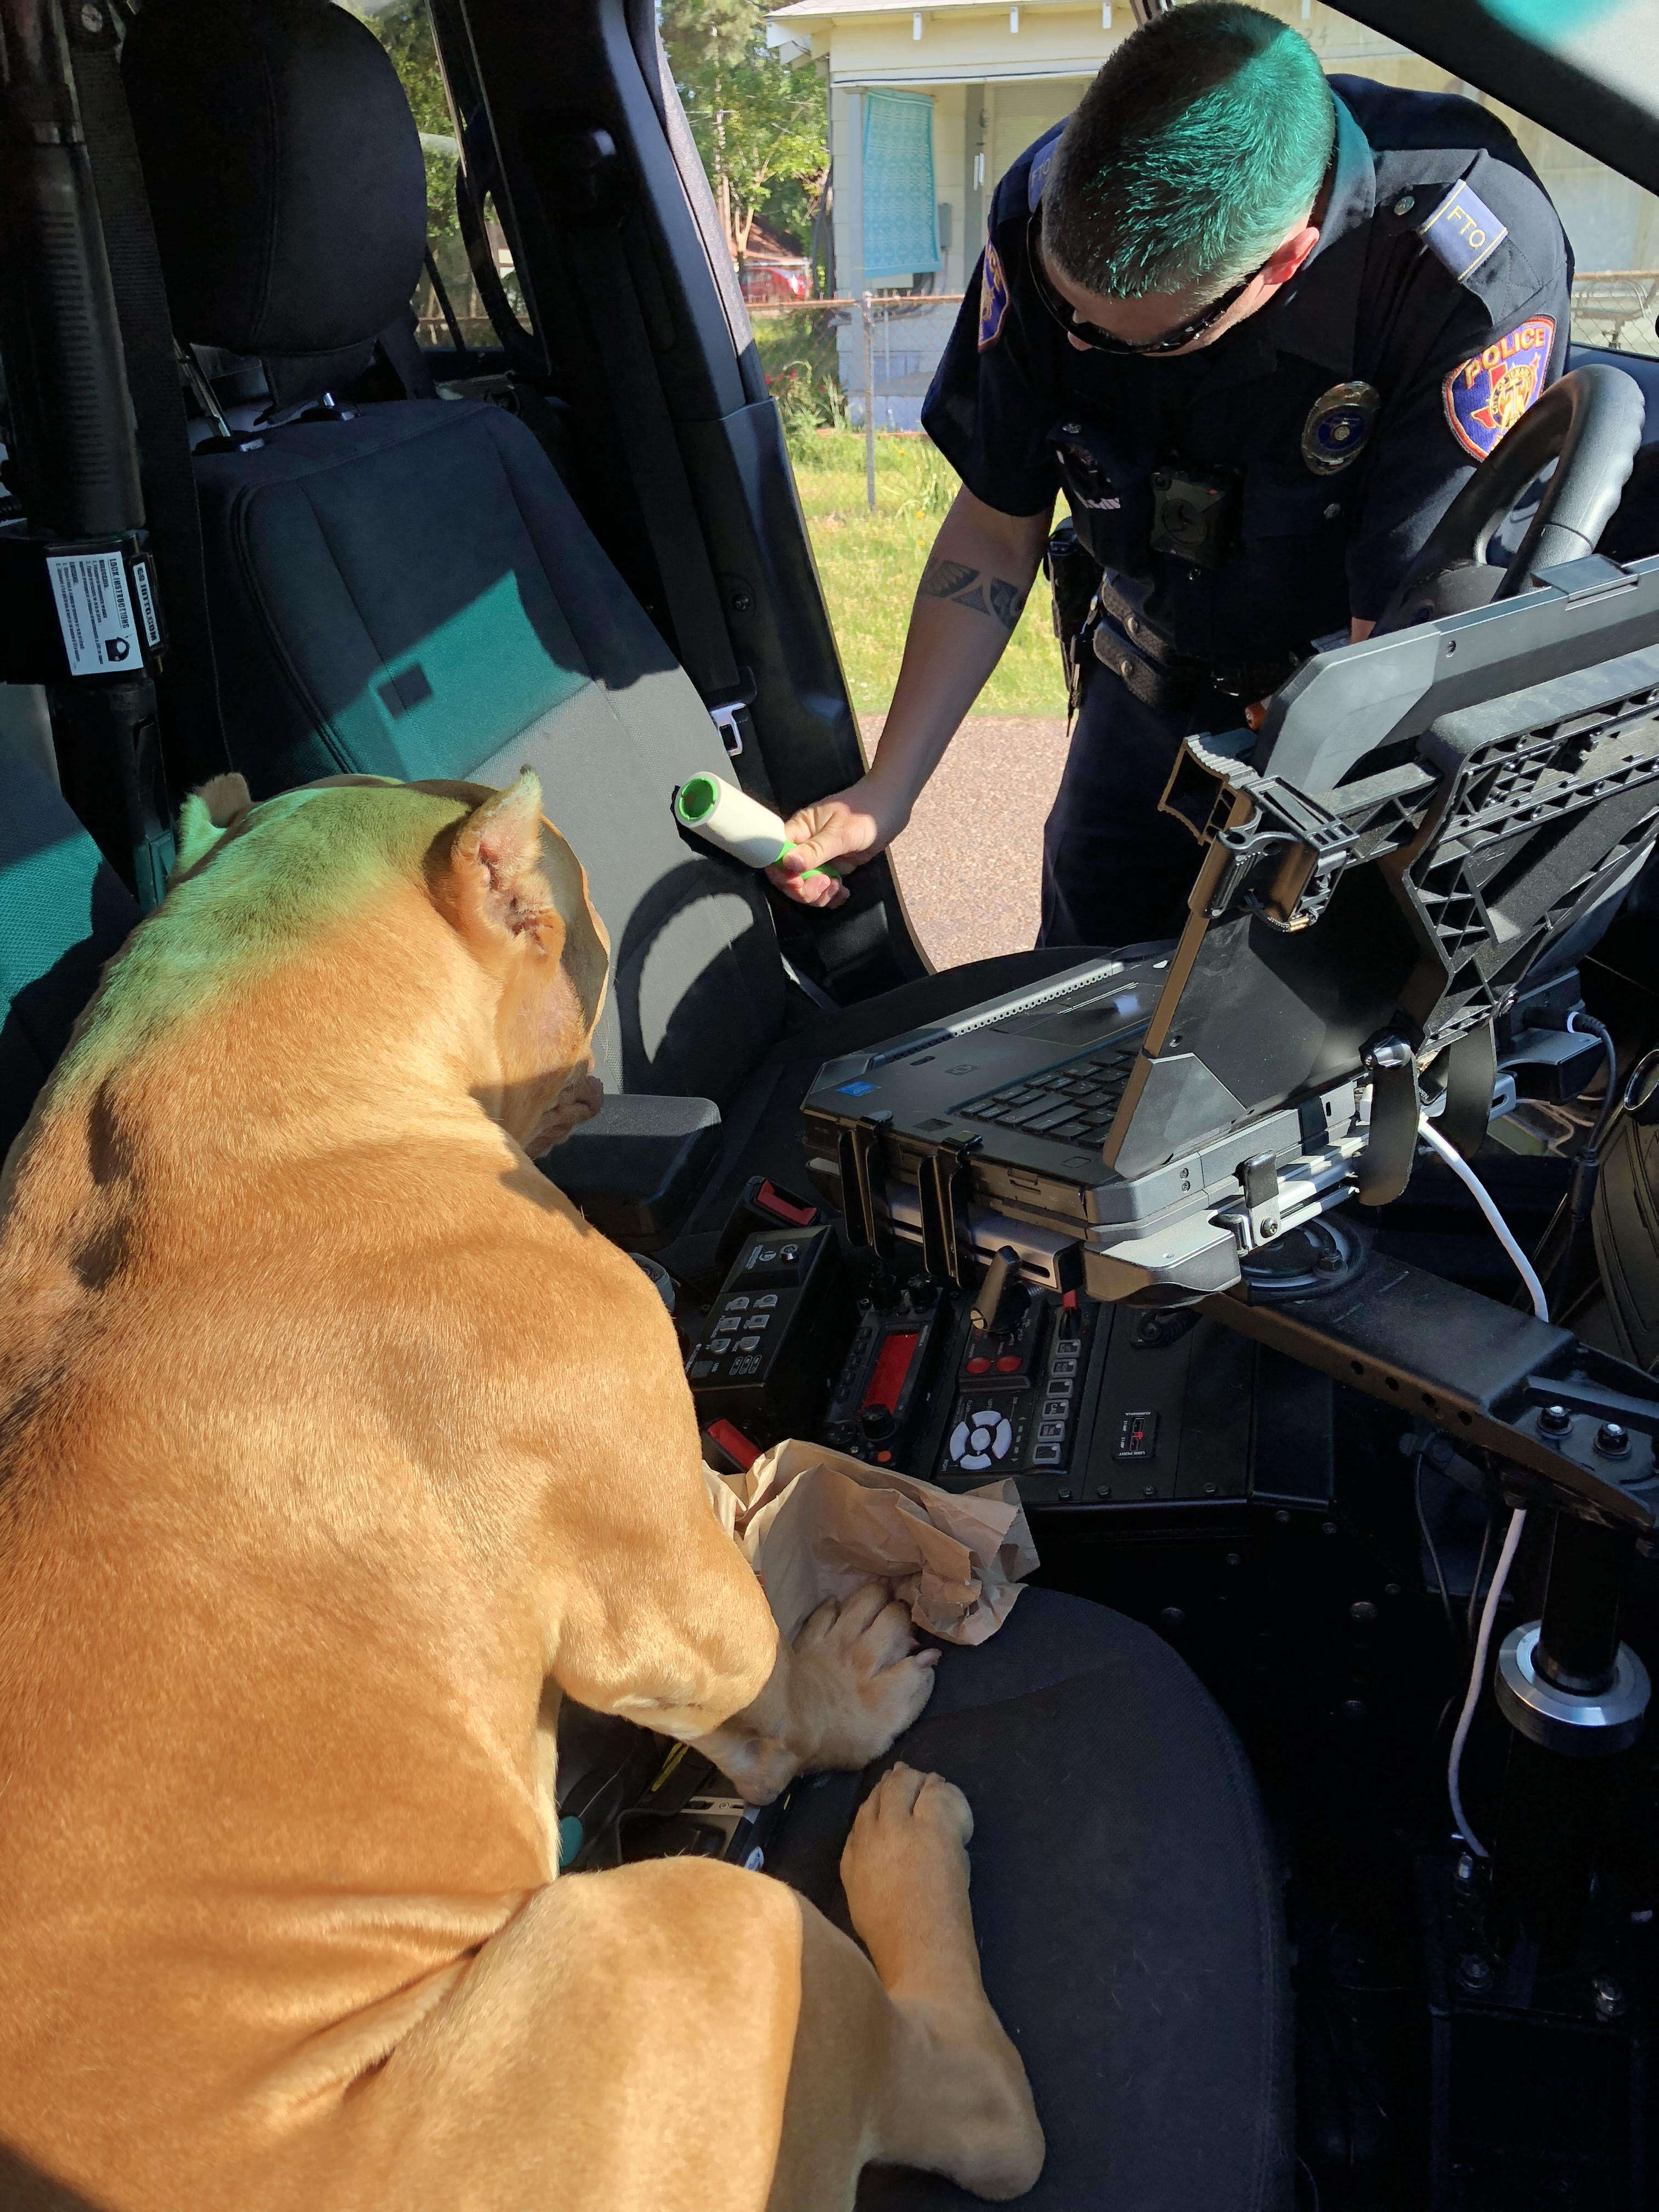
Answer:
[
  {"left": 0, "top": 730, "right": 139, "bottom": 1164},
  {"left": 120, "top": 0, "right": 1088, "bottom": 1258}
]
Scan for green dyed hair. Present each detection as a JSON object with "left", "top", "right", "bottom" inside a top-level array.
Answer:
[{"left": 1042, "top": 2, "right": 1335, "bottom": 304}]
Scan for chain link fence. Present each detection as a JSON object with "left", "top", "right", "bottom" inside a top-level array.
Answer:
[
  {"left": 751, "top": 294, "right": 966, "bottom": 509},
  {"left": 1570, "top": 273, "right": 1659, "bottom": 358}
]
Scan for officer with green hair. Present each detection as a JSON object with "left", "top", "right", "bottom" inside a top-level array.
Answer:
[{"left": 770, "top": 0, "right": 1570, "bottom": 947}]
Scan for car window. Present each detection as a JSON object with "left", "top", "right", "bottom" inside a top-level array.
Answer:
[
  {"left": 1314, "top": 8, "right": 1659, "bottom": 359},
  {"left": 345, "top": 0, "right": 526, "bottom": 353}
]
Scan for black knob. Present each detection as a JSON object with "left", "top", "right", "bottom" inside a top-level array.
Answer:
[
  {"left": 1596, "top": 1421, "right": 1632, "bottom": 1458},
  {"left": 1538, "top": 1403, "right": 1572, "bottom": 1437},
  {"left": 859, "top": 1404, "right": 896, "bottom": 1442}
]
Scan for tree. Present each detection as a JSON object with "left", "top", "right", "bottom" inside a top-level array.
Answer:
[
  {"left": 362, "top": 0, "right": 460, "bottom": 243},
  {"left": 659, "top": 0, "right": 827, "bottom": 273}
]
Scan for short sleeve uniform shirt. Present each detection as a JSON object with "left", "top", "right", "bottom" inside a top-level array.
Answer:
[{"left": 922, "top": 79, "right": 1573, "bottom": 667}]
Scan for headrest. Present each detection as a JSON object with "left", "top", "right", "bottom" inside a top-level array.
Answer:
[{"left": 124, "top": 0, "right": 426, "bottom": 400}]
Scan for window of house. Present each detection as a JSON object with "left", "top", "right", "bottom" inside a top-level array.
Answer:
[{"left": 862, "top": 89, "right": 941, "bottom": 292}]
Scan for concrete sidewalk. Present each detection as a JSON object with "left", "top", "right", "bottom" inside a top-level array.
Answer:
[{"left": 858, "top": 713, "right": 1071, "bottom": 970}]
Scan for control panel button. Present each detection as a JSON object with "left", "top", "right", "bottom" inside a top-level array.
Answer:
[
  {"left": 754, "top": 1294, "right": 778, "bottom": 1310},
  {"left": 725, "top": 1296, "right": 751, "bottom": 1312},
  {"left": 1044, "top": 1376, "right": 1074, "bottom": 1397},
  {"left": 966, "top": 1356, "right": 990, "bottom": 1375},
  {"left": 1050, "top": 1357, "right": 1077, "bottom": 1378},
  {"left": 737, "top": 1335, "right": 761, "bottom": 1353},
  {"left": 710, "top": 1338, "right": 732, "bottom": 1355},
  {"left": 994, "top": 1354, "right": 1022, "bottom": 1374},
  {"left": 690, "top": 1360, "right": 716, "bottom": 1379},
  {"left": 1036, "top": 1420, "right": 1066, "bottom": 1442},
  {"left": 747, "top": 1313, "right": 771, "bottom": 1330},
  {"left": 1031, "top": 1443, "right": 1063, "bottom": 1465}
]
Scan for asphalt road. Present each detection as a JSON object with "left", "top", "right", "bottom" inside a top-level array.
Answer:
[{"left": 857, "top": 713, "right": 1073, "bottom": 969}]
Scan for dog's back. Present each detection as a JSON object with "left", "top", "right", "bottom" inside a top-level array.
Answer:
[{"left": 0, "top": 778, "right": 639, "bottom": 2204}]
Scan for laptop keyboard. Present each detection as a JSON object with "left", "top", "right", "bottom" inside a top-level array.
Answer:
[{"left": 955, "top": 1030, "right": 1147, "bottom": 1150}]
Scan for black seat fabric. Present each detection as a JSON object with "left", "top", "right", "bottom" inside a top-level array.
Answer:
[
  {"left": 0, "top": 731, "right": 139, "bottom": 1163},
  {"left": 769, "top": 1587, "right": 1292, "bottom": 2212}
]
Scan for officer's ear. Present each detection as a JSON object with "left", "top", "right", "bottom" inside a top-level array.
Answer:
[{"left": 1262, "top": 223, "right": 1321, "bottom": 294}]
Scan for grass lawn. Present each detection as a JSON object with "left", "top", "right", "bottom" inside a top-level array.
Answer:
[{"left": 786, "top": 428, "right": 1069, "bottom": 720}]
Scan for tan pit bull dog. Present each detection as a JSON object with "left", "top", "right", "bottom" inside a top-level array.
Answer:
[{"left": 0, "top": 772, "right": 1043, "bottom": 2212}]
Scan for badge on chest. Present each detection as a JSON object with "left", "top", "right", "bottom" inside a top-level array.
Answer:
[{"left": 1301, "top": 381, "right": 1381, "bottom": 476}]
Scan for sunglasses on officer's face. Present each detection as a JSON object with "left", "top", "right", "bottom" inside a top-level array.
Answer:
[{"left": 1027, "top": 209, "right": 1272, "bottom": 357}]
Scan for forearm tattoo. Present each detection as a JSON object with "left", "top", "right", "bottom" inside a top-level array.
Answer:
[{"left": 918, "top": 557, "right": 1028, "bottom": 634}]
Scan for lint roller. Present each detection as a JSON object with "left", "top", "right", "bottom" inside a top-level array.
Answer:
[{"left": 673, "top": 772, "right": 837, "bottom": 879}]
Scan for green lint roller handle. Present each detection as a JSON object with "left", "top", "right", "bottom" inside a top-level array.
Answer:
[{"left": 673, "top": 773, "right": 839, "bottom": 881}]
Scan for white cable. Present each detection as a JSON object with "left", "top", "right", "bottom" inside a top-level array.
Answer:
[
  {"left": 1418, "top": 1118, "right": 1549, "bottom": 1323},
  {"left": 1415, "top": 1116, "right": 1545, "bottom": 1858},
  {"left": 1447, "top": 1504, "right": 1527, "bottom": 1858}
]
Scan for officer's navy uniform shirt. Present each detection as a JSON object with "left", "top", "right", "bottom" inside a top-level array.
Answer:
[{"left": 923, "top": 80, "right": 1573, "bottom": 668}]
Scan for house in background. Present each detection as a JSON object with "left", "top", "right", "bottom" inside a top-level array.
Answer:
[{"left": 766, "top": 0, "right": 1659, "bottom": 429}]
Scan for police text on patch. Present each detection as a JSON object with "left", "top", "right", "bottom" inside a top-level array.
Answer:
[{"left": 1442, "top": 317, "right": 1555, "bottom": 461}]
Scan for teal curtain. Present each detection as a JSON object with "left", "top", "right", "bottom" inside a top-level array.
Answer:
[{"left": 862, "top": 90, "right": 940, "bottom": 289}]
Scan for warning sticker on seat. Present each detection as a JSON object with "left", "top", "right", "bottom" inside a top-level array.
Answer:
[{"left": 46, "top": 550, "right": 142, "bottom": 677}]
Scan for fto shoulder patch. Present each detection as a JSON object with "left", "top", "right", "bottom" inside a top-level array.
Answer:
[
  {"left": 1419, "top": 178, "right": 1509, "bottom": 283},
  {"left": 979, "top": 238, "right": 1009, "bottom": 351},
  {"left": 1443, "top": 317, "right": 1555, "bottom": 460}
]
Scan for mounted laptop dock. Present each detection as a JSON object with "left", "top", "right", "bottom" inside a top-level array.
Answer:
[{"left": 804, "top": 548, "right": 1659, "bottom": 1305}]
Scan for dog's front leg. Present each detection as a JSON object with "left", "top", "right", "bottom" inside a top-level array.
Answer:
[
  {"left": 538, "top": 1323, "right": 939, "bottom": 1806},
  {"left": 692, "top": 1584, "right": 940, "bottom": 1806}
]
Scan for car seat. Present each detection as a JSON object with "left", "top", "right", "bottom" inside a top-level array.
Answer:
[
  {"left": 0, "top": 726, "right": 139, "bottom": 1164},
  {"left": 117, "top": 0, "right": 1089, "bottom": 1267}
]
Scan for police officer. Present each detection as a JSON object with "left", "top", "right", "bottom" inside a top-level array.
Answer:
[{"left": 769, "top": 0, "right": 1571, "bottom": 946}]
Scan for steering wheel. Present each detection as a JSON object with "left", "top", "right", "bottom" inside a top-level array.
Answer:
[{"left": 1376, "top": 364, "right": 1646, "bottom": 634}]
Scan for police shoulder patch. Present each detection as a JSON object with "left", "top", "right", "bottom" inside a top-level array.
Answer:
[
  {"left": 1419, "top": 179, "right": 1509, "bottom": 283},
  {"left": 978, "top": 238, "right": 1009, "bottom": 352},
  {"left": 1443, "top": 317, "right": 1556, "bottom": 460}
]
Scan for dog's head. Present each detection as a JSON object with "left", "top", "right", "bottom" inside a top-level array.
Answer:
[{"left": 171, "top": 770, "right": 610, "bottom": 1154}]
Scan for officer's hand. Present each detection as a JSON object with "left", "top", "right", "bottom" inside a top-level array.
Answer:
[{"left": 766, "top": 780, "right": 909, "bottom": 910}]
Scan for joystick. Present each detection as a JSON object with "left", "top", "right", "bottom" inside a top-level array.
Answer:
[{"left": 971, "top": 1246, "right": 1028, "bottom": 1337}]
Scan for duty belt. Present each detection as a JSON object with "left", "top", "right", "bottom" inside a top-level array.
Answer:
[{"left": 1087, "top": 572, "right": 1302, "bottom": 715}]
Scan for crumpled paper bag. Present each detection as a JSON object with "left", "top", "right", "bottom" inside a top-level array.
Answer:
[{"left": 703, "top": 1437, "right": 1039, "bottom": 1646}]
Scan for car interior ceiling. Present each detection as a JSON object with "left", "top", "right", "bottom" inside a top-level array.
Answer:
[{"left": 8, "top": 0, "right": 1659, "bottom": 2205}]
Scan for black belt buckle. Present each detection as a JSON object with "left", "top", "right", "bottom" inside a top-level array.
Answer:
[{"left": 1149, "top": 465, "right": 1239, "bottom": 572}]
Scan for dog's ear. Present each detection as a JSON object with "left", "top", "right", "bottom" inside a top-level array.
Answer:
[
  {"left": 445, "top": 771, "right": 551, "bottom": 947},
  {"left": 172, "top": 773, "right": 252, "bottom": 877}
]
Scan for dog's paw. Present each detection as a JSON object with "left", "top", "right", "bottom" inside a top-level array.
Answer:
[
  {"left": 795, "top": 1583, "right": 940, "bottom": 1771},
  {"left": 533, "top": 1071, "right": 604, "bottom": 1149}
]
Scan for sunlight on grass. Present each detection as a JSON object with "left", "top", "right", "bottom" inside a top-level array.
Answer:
[{"left": 788, "top": 430, "right": 1069, "bottom": 720}]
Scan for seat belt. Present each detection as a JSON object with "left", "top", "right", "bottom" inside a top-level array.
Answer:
[
  {"left": 563, "top": 217, "right": 777, "bottom": 807},
  {"left": 69, "top": 5, "right": 231, "bottom": 795}
]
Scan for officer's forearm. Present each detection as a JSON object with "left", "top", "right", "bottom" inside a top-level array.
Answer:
[{"left": 866, "top": 488, "right": 1053, "bottom": 814}]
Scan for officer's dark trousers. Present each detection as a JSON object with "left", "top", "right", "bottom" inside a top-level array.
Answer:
[
  {"left": 769, "top": 1587, "right": 1294, "bottom": 2212},
  {"left": 1039, "top": 657, "right": 1242, "bottom": 950}
]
